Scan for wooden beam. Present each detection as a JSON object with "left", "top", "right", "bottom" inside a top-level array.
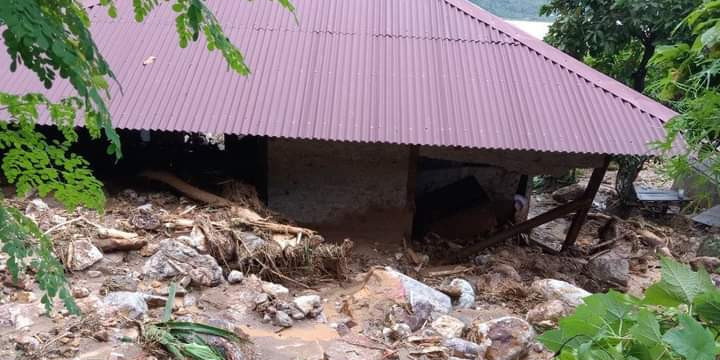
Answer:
[
  {"left": 404, "top": 146, "right": 419, "bottom": 241},
  {"left": 450, "top": 197, "right": 592, "bottom": 261},
  {"left": 561, "top": 157, "right": 611, "bottom": 251}
]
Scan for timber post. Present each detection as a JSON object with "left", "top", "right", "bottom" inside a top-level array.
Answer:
[{"left": 561, "top": 156, "right": 611, "bottom": 251}]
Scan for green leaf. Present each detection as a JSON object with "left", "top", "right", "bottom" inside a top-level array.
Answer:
[
  {"left": 644, "top": 258, "right": 715, "bottom": 305},
  {"left": 694, "top": 290, "right": 720, "bottom": 325},
  {"left": 662, "top": 314, "right": 717, "bottom": 360},
  {"left": 163, "top": 282, "right": 177, "bottom": 322},
  {"left": 629, "top": 310, "right": 663, "bottom": 347}
]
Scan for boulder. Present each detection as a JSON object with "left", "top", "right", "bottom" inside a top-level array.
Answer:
[
  {"left": 526, "top": 300, "right": 571, "bottom": 328},
  {"left": 531, "top": 279, "right": 590, "bottom": 307},
  {"left": 449, "top": 279, "right": 476, "bottom": 309},
  {"left": 142, "top": 239, "right": 223, "bottom": 287},
  {"left": 468, "top": 317, "right": 535, "bottom": 360},
  {"left": 103, "top": 292, "right": 149, "bottom": 319},
  {"left": 275, "top": 311, "right": 293, "bottom": 328},
  {"left": 227, "top": 270, "right": 244, "bottom": 284},
  {"left": 293, "top": 295, "right": 323, "bottom": 318},
  {"left": 432, "top": 315, "right": 466, "bottom": 338},
  {"left": 69, "top": 240, "right": 103, "bottom": 271},
  {"left": 361, "top": 267, "right": 452, "bottom": 315},
  {"left": 587, "top": 253, "right": 630, "bottom": 286},
  {"left": 551, "top": 184, "right": 585, "bottom": 203},
  {"left": 262, "top": 282, "right": 290, "bottom": 299},
  {"left": 698, "top": 235, "right": 720, "bottom": 258}
]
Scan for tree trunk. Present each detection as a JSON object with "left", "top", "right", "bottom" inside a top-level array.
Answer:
[{"left": 617, "top": 41, "right": 654, "bottom": 205}]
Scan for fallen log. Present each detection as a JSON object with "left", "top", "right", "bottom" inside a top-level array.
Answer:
[
  {"left": 142, "top": 170, "right": 314, "bottom": 236},
  {"left": 94, "top": 237, "right": 148, "bottom": 252}
]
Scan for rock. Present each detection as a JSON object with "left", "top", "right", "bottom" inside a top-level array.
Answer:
[
  {"left": 443, "top": 337, "right": 485, "bottom": 358},
  {"left": 183, "top": 295, "right": 197, "bottom": 308},
  {"left": 254, "top": 293, "right": 271, "bottom": 307},
  {"left": 25, "top": 199, "right": 49, "bottom": 218},
  {"left": 0, "top": 303, "right": 36, "bottom": 329},
  {"left": 13, "top": 291, "right": 36, "bottom": 303},
  {"left": 143, "top": 294, "right": 169, "bottom": 308},
  {"left": 360, "top": 267, "right": 452, "bottom": 315},
  {"left": 262, "top": 282, "right": 290, "bottom": 299},
  {"left": 142, "top": 239, "right": 223, "bottom": 287},
  {"left": 227, "top": 270, "right": 244, "bottom": 284},
  {"left": 469, "top": 317, "right": 535, "bottom": 360},
  {"left": 432, "top": 315, "right": 466, "bottom": 338},
  {"left": 69, "top": 240, "right": 103, "bottom": 271},
  {"left": 71, "top": 286, "right": 91, "bottom": 299},
  {"left": 140, "top": 243, "right": 160, "bottom": 257},
  {"left": 691, "top": 256, "right": 720, "bottom": 273},
  {"left": 103, "top": 292, "right": 148, "bottom": 319},
  {"left": 449, "top": 279, "right": 476, "bottom": 308},
  {"left": 551, "top": 184, "right": 585, "bottom": 203},
  {"left": 87, "top": 270, "right": 103, "bottom": 278},
  {"left": 177, "top": 226, "right": 207, "bottom": 253},
  {"left": 275, "top": 311, "right": 293, "bottom": 327},
  {"left": 383, "top": 323, "right": 411, "bottom": 341},
  {"left": 293, "top": 295, "right": 323, "bottom": 318},
  {"left": 407, "top": 301, "right": 434, "bottom": 331},
  {"left": 587, "top": 254, "right": 630, "bottom": 286},
  {"left": 531, "top": 279, "right": 590, "bottom": 307},
  {"left": 154, "top": 284, "right": 187, "bottom": 297},
  {"left": 15, "top": 335, "right": 41, "bottom": 352},
  {"left": 103, "top": 275, "right": 139, "bottom": 293},
  {"left": 526, "top": 300, "right": 571, "bottom": 328},
  {"left": 698, "top": 235, "right": 720, "bottom": 258},
  {"left": 236, "top": 232, "right": 267, "bottom": 253}
]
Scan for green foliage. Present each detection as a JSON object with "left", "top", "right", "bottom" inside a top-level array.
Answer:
[
  {"left": 539, "top": 258, "right": 720, "bottom": 359},
  {"left": 144, "top": 283, "right": 247, "bottom": 359},
  {"left": 470, "top": 0, "right": 551, "bottom": 21},
  {"left": 0, "top": 206, "right": 79, "bottom": 314},
  {"left": 541, "top": 0, "right": 699, "bottom": 91},
  {"left": 0, "top": 0, "right": 294, "bottom": 313},
  {"left": 650, "top": 1, "right": 720, "bottom": 206}
]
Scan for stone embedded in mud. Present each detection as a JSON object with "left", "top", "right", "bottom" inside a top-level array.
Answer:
[
  {"left": 275, "top": 311, "right": 294, "bottom": 327},
  {"left": 587, "top": 253, "right": 630, "bottom": 287},
  {"left": 361, "top": 267, "right": 452, "bottom": 315},
  {"left": 142, "top": 239, "right": 223, "bottom": 287},
  {"left": 177, "top": 226, "right": 207, "bottom": 253},
  {"left": 15, "top": 335, "right": 41, "bottom": 352},
  {"left": 468, "top": 316, "right": 535, "bottom": 360},
  {"left": 531, "top": 279, "right": 590, "bottom": 307},
  {"left": 0, "top": 303, "right": 36, "bottom": 329},
  {"left": 449, "top": 279, "right": 476, "bottom": 309},
  {"left": 293, "top": 295, "right": 323, "bottom": 318},
  {"left": 526, "top": 300, "right": 571, "bottom": 328},
  {"left": 432, "top": 315, "right": 466, "bottom": 338},
  {"left": 102, "top": 292, "right": 148, "bottom": 319},
  {"left": 262, "top": 282, "right": 290, "bottom": 299},
  {"left": 551, "top": 184, "right": 585, "bottom": 203},
  {"left": 227, "top": 270, "right": 244, "bottom": 284},
  {"left": 69, "top": 240, "right": 104, "bottom": 271},
  {"left": 103, "top": 274, "right": 140, "bottom": 293},
  {"left": 443, "top": 337, "right": 485, "bottom": 358},
  {"left": 71, "top": 286, "right": 91, "bottom": 299}
]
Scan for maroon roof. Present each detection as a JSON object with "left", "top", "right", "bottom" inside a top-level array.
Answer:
[{"left": 0, "top": 0, "right": 678, "bottom": 156}]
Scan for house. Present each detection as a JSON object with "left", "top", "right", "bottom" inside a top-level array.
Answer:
[{"left": 0, "top": 0, "right": 679, "bottom": 253}]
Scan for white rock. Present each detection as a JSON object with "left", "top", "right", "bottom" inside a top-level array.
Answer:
[
  {"left": 69, "top": 240, "right": 103, "bottom": 271},
  {"left": 526, "top": 300, "right": 571, "bottom": 328},
  {"left": 227, "top": 270, "right": 244, "bottom": 284},
  {"left": 293, "top": 295, "right": 322, "bottom": 317},
  {"left": 177, "top": 226, "right": 207, "bottom": 253},
  {"left": 103, "top": 292, "right": 148, "bottom": 319},
  {"left": 262, "top": 282, "right": 290, "bottom": 299},
  {"left": 449, "top": 279, "right": 475, "bottom": 308},
  {"left": 531, "top": 279, "right": 591, "bottom": 307},
  {"left": 143, "top": 239, "right": 223, "bottom": 287},
  {"left": 431, "top": 315, "right": 466, "bottom": 338},
  {"left": 25, "top": 199, "right": 49, "bottom": 218},
  {"left": 275, "top": 311, "right": 293, "bottom": 327}
]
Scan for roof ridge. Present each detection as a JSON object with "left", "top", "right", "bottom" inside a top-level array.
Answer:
[{"left": 442, "top": 0, "right": 678, "bottom": 122}]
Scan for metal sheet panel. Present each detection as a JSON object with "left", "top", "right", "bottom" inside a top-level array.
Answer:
[{"left": 0, "top": 0, "right": 678, "bottom": 156}]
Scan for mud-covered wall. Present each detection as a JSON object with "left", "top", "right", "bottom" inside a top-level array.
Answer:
[
  {"left": 416, "top": 165, "right": 522, "bottom": 203},
  {"left": 267, "top": 139, "right": 410, "bottom": 224}
]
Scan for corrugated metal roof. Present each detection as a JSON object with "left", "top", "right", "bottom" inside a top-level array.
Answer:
[{"left": 0, "top": 0, "right": 678, "bottom": 156}]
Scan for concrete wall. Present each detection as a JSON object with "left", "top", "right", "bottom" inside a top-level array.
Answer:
[{"left": 267, "top": 139, "right": 410, "bottom": 224}]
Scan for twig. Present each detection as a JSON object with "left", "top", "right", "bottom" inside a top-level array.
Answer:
[
  {"left": 43, "top": 216, "right": 83, "bottom": 235},
  {"left": 424, "top": 266, "right": 476, "bottom": 277},
  {"left": 588, "top": 248, "right": 612, "bottom": 261}
]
